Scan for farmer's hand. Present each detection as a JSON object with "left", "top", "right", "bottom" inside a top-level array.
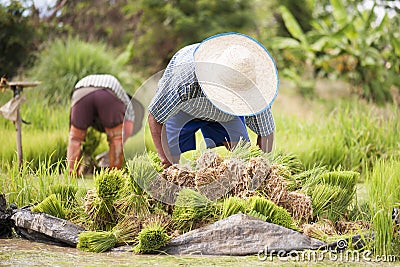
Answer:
[
  {"left": 257, "top": 133, "right": 274, "bottom": 153},
  {"left": 160, "top": 155, "right": 172, "bottom": 169},
  {"left": 148, "top": 113, "right": 174, "bottom": 169}
]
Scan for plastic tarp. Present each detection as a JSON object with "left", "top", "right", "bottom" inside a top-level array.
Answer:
[{"left": 0, "top": 95, "right": 25, "bottom": 122}]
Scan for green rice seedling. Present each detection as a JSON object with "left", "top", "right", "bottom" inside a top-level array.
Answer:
[
  {"left": 85, "top": 168, "right": 125, "bottom": 229},
  {"left": 134, "top": 223, "right": 171, "bottom": 253},
  {"left": 246, "top": 209, "right": 269, "bottom": 221},
  {"left": 310, "top": 184, "right": 340, "bottom": 220},
  {"left": 172, "top": 189, "right": 216, "bottom": 232},
  {"left": 247, "top": 196, "right": 276, "bottom": 218},
  {"left": 308, "top": 171, "right": 358, "bottom": 222},
  {"left": 31, "top": 194, "right": 66, "bottom": 219},
  {"left": 311, "top": 183, "right": 357, "bottom": 223},
  {"left": 229, "top": 140, "right": 264, "bottom": 161},
  {"left": 318, "top": 171, "right": 359, "bottom": 190},
  {"left": 77, "top": 231, "right": 117, "bottom": 253},
  {"left": 50, "top": 184, "right": 78, "bottom": 209},
  {"left": 0, "top": 156, "right": 79, "bottom": 209},
  {"left": 267, "top": 152, "right": 304, "bottom": 175},
  {"left": 366, "top": 159, "right": 400, "bottom": 256},
  {"left": 115, "top": 155, "right": 158, "bottom": 218},
  {"left": 272, "top": 205, "right": 299, "bottom": 230},
  {"left": 114, "top": 193, "right": 150, "bottom": 220},
  {"left": 77, "top": 215, "right": 141, "bottom": 253},
  {"left": 220, "top": 196, "right": 247, "bottom": 219},
  {"left": 94, "top": 168, "right": 125, "bottom": 201},
  {"left": 246, "top": 196, "right": 297, "bottom": 230},
  {"left": 85, "top": 191, "right": 117, "bottom": 231},
  {"left": 147, "top": 151, "right": 164, "bottom": 173},
  {"left": 126, "top": 154, "right": 159, "bottom": 194},
  {"left": 287, "top": 165, "right": 327, "bottom": 191}
]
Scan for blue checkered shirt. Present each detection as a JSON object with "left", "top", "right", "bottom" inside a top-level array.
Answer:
[{"left": 148, "top": 44, "right": 275, "bottom": 136}]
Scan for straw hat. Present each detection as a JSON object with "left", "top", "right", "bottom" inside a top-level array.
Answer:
[
  {"left": 130, "top": 97, "right": 144, "bottom": 135},
  {"left": 194, "top": 32, "right": 279, "bottom": 116}
]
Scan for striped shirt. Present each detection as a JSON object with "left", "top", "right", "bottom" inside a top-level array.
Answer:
[
  {"left": 74, "top": 74, "right": 134, "bottom": 121},
  {"left": 148, "top": 44, "right": 275, "bottom": 136}
]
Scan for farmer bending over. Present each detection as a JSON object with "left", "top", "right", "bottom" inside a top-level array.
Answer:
[
  {"left": 148, "top": 32, "right": 279, "bottom": 168},
  {"left": 67, "top": 74, "right": 134, "bottom": 174}
]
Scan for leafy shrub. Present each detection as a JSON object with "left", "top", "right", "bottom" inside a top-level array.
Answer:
[{"left": 29, "top": 36, "right": 129, "bottom": 105}]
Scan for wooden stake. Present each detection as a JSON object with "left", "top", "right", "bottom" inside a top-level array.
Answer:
[{"left": 16, "top": 106, "right": 23, "bottom": 170}]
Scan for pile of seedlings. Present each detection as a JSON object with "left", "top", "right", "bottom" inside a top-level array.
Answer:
[{"left": 27, "top": 143, "right": 372, "bottom": 253}]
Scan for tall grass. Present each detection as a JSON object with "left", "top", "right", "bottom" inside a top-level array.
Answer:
[
  {"left": 0, "top": 157, "right": 79, "bottom": 208},
  {"left": 0, "top": 96, "right": 69, "bottom": 169},
  {"left": 275, "top": 99, "right": 400, "bottom": 175},
  {"left": 366, "top": 159, "right": 400, "bottom": 256},
  {"left": 28, "top": 36, "right": 137, "bottom": 105}
]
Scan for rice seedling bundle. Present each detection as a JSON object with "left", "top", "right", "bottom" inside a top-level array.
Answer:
[
  {"left": 115, "top": 156, "right": 154, "bottom": 218},
  {"left": 195, "top": 150, "right": 222, "bottom": 169},
  {"left": 134, "top": 223, "right": 171, "bottom": 253},
  {"left": 318, "top": 171, "right": 358, "bottom": 190},
  {"left": 229, "top": 141, "right": 264, "bottom": 161},
  {"left": 336, "top": 220, "right": 370, "bottom": 235},
  {"left": 268, "top": 153, "right": 304, "bottom": 176},
  {"left": 142, "top": 212, "right": 172, "bottom": 230},
  {"left": 112, "top": 215, "right": 142, "bottom": 245},
  {"left": 302, "top": 224, "right": 330, "bottom": 242},
  {"left": 311, "top": 184, "right": 341, "bottom": 221},
  {"left": 50, "top": 184, "right": 78, "bottom": 209},
  {"left": 172, "top": 189, "right": 216, "bottom": 232},
  {"left": 94, "top": 169, "right": 125, "bottom": 201},
  {"left": 246, "top": 196, "right": 297, "bottom": 230},
  {"left": 258, "top": 165, "right": 288, "bottom": 204},
  {"left": 245, "top": 157, "right": 270, "bottom": 193},
  {"left": 83, "top": 189, "right": 116, "bottom": 231},
  {"left": 246, "top": 210, "right": 269, "bottom": 222},
  {"left": 287, "top": 165, "right": 327, "bottom": 191},
  {"left": 162, "top": 165, "right": 196, "bottom": 187},
  {"left": 279, "top": 191, "right": 313, "bottom": 223},
  {"left": 77, "top": 215, "right": 141, "bottom": 252},
  {"left": 114, "top": 194, "right": 150, "bottom": 219},
  {"left": 127, "top": 154, "right": 159, "bottom": 193},
  {"left": 82, "top": 169, "right": 126, "bottom": 230},
  {"left": 221, "top": 196, "right": 247, "bottom": 219},
  {"left": 77, "top": 231, "right": 117, "bottom": 253},
  {"left": 147, "top": 150, "right": 164, "bottom": 173},
  {"left": 31, "top": 194, "right": 66, "bottom": 219},
  {"left": 309, "top": 171, "right": 358, "bottom": 222}
]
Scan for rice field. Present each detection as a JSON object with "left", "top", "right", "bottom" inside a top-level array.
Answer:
[{"left": 0, "top": 80, "right": 399, "bottom": 264}]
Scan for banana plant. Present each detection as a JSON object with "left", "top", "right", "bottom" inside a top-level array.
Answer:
[
  {"left": 272, "top": 0, "right": 399, "bottom": 103},
  {"left": 270, "top": 5, "right": 324, "bottom": 96}
]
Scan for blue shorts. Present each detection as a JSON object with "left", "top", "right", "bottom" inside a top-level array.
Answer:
[{"left": 165, "top": 111, "right": 250, "bottom": 156}]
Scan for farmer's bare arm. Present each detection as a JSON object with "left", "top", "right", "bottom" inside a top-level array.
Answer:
[
  {"left": 148, "top": 113, "right": 172, "bottom": 168},
  {"left": 257, "top": 133, "right": 274, "bottom": 153}
]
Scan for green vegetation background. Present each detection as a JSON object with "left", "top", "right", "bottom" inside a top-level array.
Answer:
[{"left": 0, "top": 0, "right": 399, "bottom": 259}]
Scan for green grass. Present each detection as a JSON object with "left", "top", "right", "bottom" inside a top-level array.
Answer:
[
  {"left": 1, "top": 79, "right": 400, "bottom": 258},
  {"left": 274, "top": 99, "right": 400, "bottom": 175},
  {"left": 366, "top": 159, "right": 400, "bottom": 256},
  {"left": 0, "top": 157, "right": 81, "bottom": 208}
]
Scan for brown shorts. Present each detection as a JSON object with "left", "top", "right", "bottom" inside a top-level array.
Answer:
[{"left": 70, "top": 89, "right": 125, "bottom": 132}]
